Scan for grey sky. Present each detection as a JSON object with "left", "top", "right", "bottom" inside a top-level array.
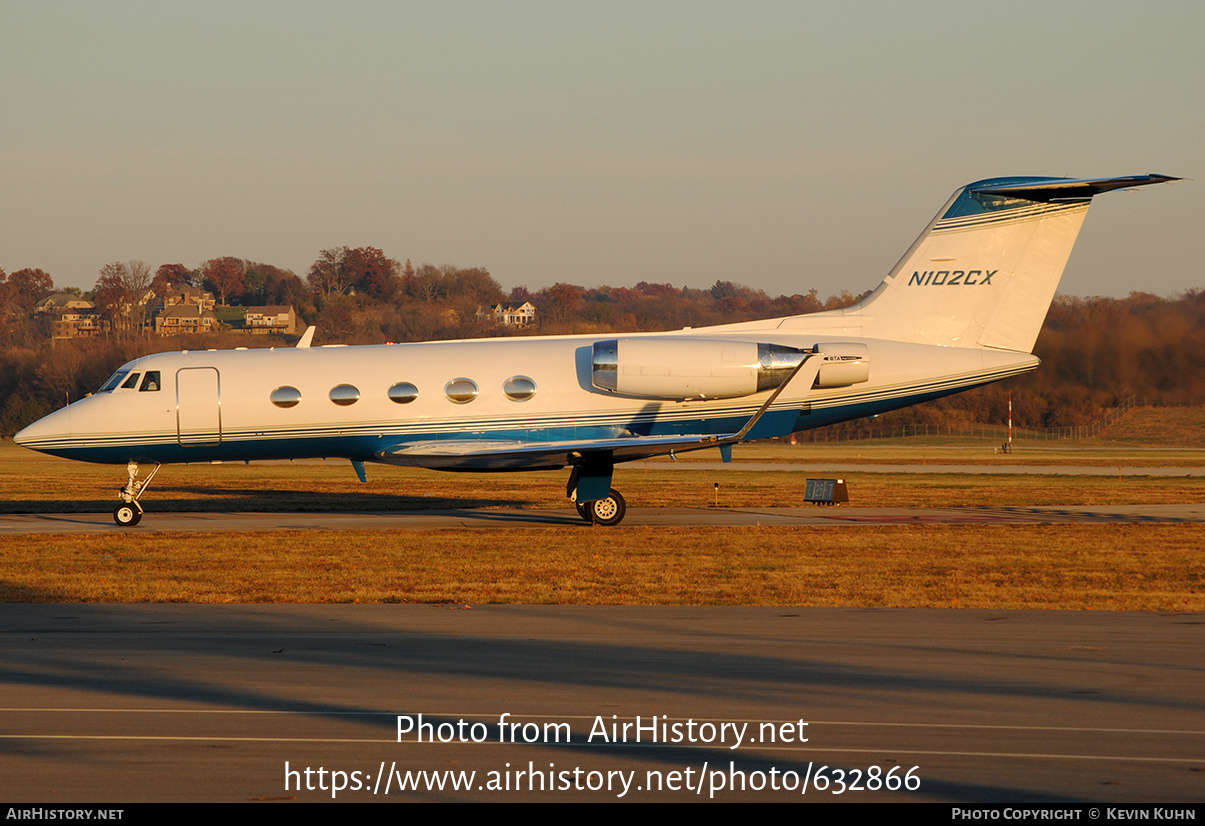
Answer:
[{"left": 2, "top": 1, "right": 1200, "bottom": 299}]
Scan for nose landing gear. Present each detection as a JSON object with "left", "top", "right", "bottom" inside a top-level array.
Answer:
[
  {"left": 114, "top": 502, "right": 141, "bottom": 527},
  {"left": 114, "top": 461, "right": 160, "bottom": 527}
]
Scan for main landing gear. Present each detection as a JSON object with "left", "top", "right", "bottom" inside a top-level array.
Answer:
[
  {"left": 574, "top": 489, "right": 627, "bottom": 527},
  {"left": 567, "top": 461, "right": 626, "bottom": 526},
  {"left": 114, "top": 461, "right": 160, "bottom": 527}
]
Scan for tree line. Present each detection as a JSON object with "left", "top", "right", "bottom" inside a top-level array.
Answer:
[{"left": 0, "top": 251, "right": 1201, "bottom": 436}]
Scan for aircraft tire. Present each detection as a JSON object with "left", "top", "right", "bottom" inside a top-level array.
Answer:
[
  {"left": 575, "top": 501, "right": 591, "bottom": 522},
  {"left": 114, "top": 504, "right": 141, "bottom": 527},
  {"left": 588, "top": 490, "right": 626, "bottom": 527}
]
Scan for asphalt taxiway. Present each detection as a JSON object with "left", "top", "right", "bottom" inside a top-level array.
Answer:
[
  {"left": 1, "top": 605, "right": 1201, "bottom": 802},
  {"left": 1, "top": 503, "right": 1201, "bottom": 534},
  {"left": 3, "top": 459, "right": 1200, "bottom": 803}
]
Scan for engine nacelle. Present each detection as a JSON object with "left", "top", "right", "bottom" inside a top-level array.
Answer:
[
  {"left": 813, "top": 342, "right": 870, "bottom": 387},
  {"left": 591, "top": 338, "right": 810, "bottom": 400}
]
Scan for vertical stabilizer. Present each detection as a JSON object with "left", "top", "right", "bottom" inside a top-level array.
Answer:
[{"left": 854, "top": 175, "right": 1177, "bottom": 353}]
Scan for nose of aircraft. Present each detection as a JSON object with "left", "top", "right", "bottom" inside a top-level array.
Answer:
[{"left": 13, "top": 405, "right": 72, "bottom": 452}]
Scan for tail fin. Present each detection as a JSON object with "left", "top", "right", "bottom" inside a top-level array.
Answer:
[{"left": 855, "top": 174, "right": 1177, "bottom": 352}]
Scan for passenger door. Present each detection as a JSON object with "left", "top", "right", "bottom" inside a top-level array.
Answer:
[{"left": 176, "top": 367, "right": 221, "bottom": 446}]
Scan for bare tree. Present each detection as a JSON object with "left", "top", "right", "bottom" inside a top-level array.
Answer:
[
  {"left": 126, "top": 261, "right": 152, "bottom": 328},
  {"left": 94, "top": 262, "right": 134, "bottom": 334},
  {"left": 409, "top": 263, "right": 444, "bottom": 303},
  {"left": 307, "top": 248, "right": 350, "bottom": 297}
]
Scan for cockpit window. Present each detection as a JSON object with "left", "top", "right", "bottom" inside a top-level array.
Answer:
[
  {"left": 139, "top": 371, "right": 161, "bottom": 392},
  {"left": 121, "top": 372, "right": 141, "bottom": 389},
  {"left": 98, "top": 371, "right": 129, "bottom": 393}
]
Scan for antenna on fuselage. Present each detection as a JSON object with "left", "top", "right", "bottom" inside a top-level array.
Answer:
[{"left": 296, "top": 326, "right": 315, "bottom": 349}]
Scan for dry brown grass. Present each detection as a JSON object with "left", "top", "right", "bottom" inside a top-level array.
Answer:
[
  {"left": 634, "top": 470, "right": 1204, "bottom": 508},
  {"left": 1, "top": 525, "right": 1200, "bottom": 610},
  {"left": 4, "top": 431, "right": 1201, "bottom": 612},
  {"left": 1096, "top": 406, "right": 1205, "bottom": 447},
  {"left": 711, "top": 443, "right": 1205, "bottom": 467}
]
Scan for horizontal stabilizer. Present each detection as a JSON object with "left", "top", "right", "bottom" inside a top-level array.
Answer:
[{"left": 972, "top": 174, "right": 1179, "bottom": 202}]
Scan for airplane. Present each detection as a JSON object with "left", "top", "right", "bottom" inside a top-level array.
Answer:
[{"left": 14, "top": 173, "right": 1178, "bottom": 527}]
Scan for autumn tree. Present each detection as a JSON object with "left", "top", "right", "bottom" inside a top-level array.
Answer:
[
  {"left": 0, "top": 268, "right": 36, "bottom": 345},
  {"left": 708, "top": 280, "right": 754, "bottom": 314},
  {"left": 4, "top": 268, "right": 55, "bottom": 313},
  {"left": 536, "top": 282, "right": 584, "bottom": 325},
  {"left": 823, "top": 290, "right": 859, "bottom": 310},
  {"left": 244, "top": 262, "right": 306, "bottom": 308},
  {"left": 308, "top": 246, "right": 402, "bottom": 300},
  {"left": 634, "top": 281, "right": 678, "bottom": 297},
  {"left": 447, "top": 267, "right": 504, "bottom": 306},
  {"left": 202, "top": 257, "right": 246, "bottom": 306},
  {"left": 151, "top": 263, "right": 194, "bottom": 297},
  {"left": 315, "top": 296, "right": 355, "bottom": 341},
  {"left": 343, "top": 247, "right": 400, "bottom": 300},
  {"left": 90, "top": 261, "right": 150, "bottom": 334},
  {"left": 36, "top": 338, "right": 89, "bottom": 406}
]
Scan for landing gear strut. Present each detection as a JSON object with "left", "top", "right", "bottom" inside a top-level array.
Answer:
[{"left": 114, "top": 461, "right": 160, "bottom": 527}]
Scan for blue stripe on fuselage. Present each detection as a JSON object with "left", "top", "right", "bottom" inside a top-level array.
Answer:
[{"left": 31, "top": 378, "right": 990, "bottom": 467}]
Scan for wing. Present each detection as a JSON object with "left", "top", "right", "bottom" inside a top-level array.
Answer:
[
  {"left": 376, "top": 354, "right": 820, "bottom": 471},
  {"left": 378, "top": 432, "right": 736, "bottom": 471}
]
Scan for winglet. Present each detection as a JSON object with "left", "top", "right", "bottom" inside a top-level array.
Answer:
[{"left": 296, "top": 326, "right": 315, "bottom": 349}]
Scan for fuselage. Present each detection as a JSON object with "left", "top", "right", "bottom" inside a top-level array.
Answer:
[{"left": 14, "top": 321, "right": 1038, "bottom": 468}]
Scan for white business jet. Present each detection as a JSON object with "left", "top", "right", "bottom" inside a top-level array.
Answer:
[{"left": 15, "top": 174, "right": 1177, "bottom": 526}]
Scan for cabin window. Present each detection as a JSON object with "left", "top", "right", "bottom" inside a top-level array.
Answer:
[
  {"left": 120, "top": 372, "right": 141, "bottom": 389},
  {"left": 270, "top": 386, "right": 302, "bottom": 408},
  {"left": 139, "top": 371, "right": 161, "bottom": 392},
  {"left": 444, "top": 378, "right": 478, "bottom": 404},
  {"left": 387, "top": 382, "right": 419, "bottom": 404},
  {"left": 329, "top": 384, "right": 360, "bottom": 406},
  {"left": 503, "top": 376, "right": 537, "bottom": 402},
  {"left": 98, "top": 371, "right": 129, "bottom": 393}
]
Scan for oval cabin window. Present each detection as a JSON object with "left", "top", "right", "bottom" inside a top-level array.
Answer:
[
  {"left": 387, "top": 382, "right": 419, "bottom": 404},
  {"left": 270, "top": 386, "right": 302, "bottom": 408},
  {"left": 502, "top": 376, "right": 537, "bottom": 401},
  {"left": 329, "top": 384, "right": 360, "bottom": 406},
  {"left": 444, "top": 378, "right": 479, "bottom": 404}
]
